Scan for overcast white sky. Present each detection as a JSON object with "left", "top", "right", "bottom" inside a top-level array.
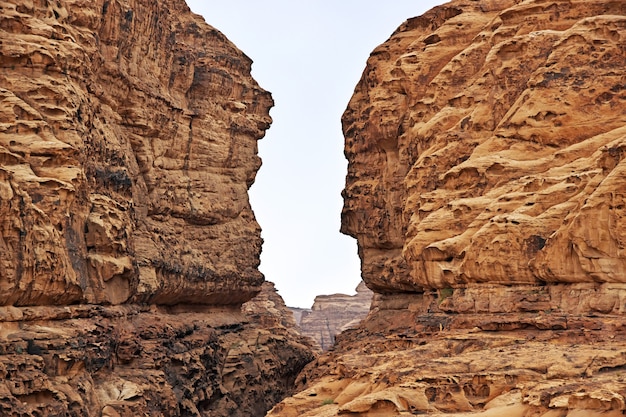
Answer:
[{"left": 186, "top": 1, "right": 446, "bottom": 308}]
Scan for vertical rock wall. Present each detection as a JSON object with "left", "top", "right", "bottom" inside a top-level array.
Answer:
[
  {"left": 341, "top": 0, "right": 626, "bottom": 293},
  {"left": 0, "top": 1, "right": 314, "bottom": 415},
  {"left": 269, "top": 1, "right": 626, "bottom": 416},
  {"left": 1, "top": 0, "right": 271, "bottom": 306}
]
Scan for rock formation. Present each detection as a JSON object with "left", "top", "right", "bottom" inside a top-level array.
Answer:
[
  {"left": 269, "top": 0, "right": 626, "bottom": 416},
  {"left": 295, "top": 281, "right": 373, "bottom": 350},
  {"left": 1, "top": 0, "right": 268, "bottom": 307},
  {"left": 243, "top": 281, "right": 318, "bottom": 349},
  {"left": 0, "top": 0, "right": 313, "bottom": 415}
]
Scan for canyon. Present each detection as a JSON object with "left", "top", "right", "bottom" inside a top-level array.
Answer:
[
  {"left": 269, "top": 0, "right": 626, "bottom": 416},
  {"left": 2, "top": 0, "right": 626, "bottom": 416},
  {"left": 0, "top": 0, "right": 314, "bottom": 415}
]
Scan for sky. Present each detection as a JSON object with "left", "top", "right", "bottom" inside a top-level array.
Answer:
[{"left": 186, "top": 0, "right": 446, "bottom": 308}]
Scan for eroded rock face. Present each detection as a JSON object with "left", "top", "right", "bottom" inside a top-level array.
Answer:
[
  {"left": 0, "top": 301, "right": 315, "bottom": 416},
  {"left": 243, "top": 281, "right": 318, "bottom": 349},
  {"left": 0, "top": 0, "right": 314, "bottom": 415},
  {"left": 270, "top": 294, "right": 626, "bottom": 417},
  {"left": 269, "top": 1, "right": 626, "bottom": 416},
  {"left": 0, "top": 0, "right": 271, "bottom": 306},
  {"left": 341, "top": 0, "right": 626, "bottom": 292}
]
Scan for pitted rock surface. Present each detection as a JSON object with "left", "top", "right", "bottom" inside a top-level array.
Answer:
[
  {"left": 1, "top": 0, "right": 272, "bottom": 306},
  {"left": 341, "top": 0, "right": 626, "bottom": 292},
  {"left": 268, "top": 1, "right": 626, "bottom": 416},
  {"left": 0, "top": 1, "right": 314, "bottom": 415}
]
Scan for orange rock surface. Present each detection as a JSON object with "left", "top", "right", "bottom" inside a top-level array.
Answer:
[
  {"left": 269, "top": 1, "right": 626, "bottom": 416},
  {"left": 1, "top": 0, "right": 271, "bottom": 306},
  {"left": 0, "top": 0, "right": 314, "bottom": 415},
  {"left": 341, "top": 0, "right": 626, "bottom": 292}
]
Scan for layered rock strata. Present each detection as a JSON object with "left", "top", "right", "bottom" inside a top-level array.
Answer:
[
  {"left": 0, "top": 0, "right": 269, "bottom": 306},
  {"left": 269, "top": 0, "right": 626, "bottom": 416},
  {"left": 0, "top": 0, "right": 313, "bottom": 415},
  {"left": 296, "top": 281, "right": 373, "bottom": 350}
]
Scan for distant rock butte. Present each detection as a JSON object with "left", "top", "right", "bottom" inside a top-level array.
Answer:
[
  {"left": 269, "top": 1, "right": 626, "bottom": 416},
  {"left": 0, "top": 0, "right": 314, "bottom": 415},
  {"left": 293, "top": 281, "right": 373, "bottom": 350}
]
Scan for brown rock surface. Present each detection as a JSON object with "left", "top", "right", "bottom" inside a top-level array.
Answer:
[
  {"left": 269, "top": 1, "right": 626, "bottom": 416},
  {"left": 0, "top": 301, "right": 315, "bottom": 416},
  {"left": 0, "top": 0, "right": 314, "bottom": 415},
  {"left": 0, "top": 0, "right": 271, "bottom": 306},
  {"left": 341, "top": 0, "right": 626, "bottom": 292},
  {"left": 295, "top": 281, "right": 373, "bottom": 350},
  {"left": 243, "top": 281, "right": 318, "bottom": 350}
]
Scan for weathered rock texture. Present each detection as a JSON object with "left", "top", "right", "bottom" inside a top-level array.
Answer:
[
  {"left": 0, "top": 297, "right": 315, "bottom": 417},
  {"left": 269, "top": 0, "right": 626, "bottom": 416},
  {"left": 0, "top": 0, "right": 314, "bottom": 415},
  {"left": 1, "top": 0, "right": 270, "bottom": 306},
  {"left": 342, "top": 0, "right": 626, "bottom": 292},
  {"left": 295, "top": 281, "right": 373, "bottom": 350},
  {"left": 243, "top": 281, "right": 318, "bottom": 350}
]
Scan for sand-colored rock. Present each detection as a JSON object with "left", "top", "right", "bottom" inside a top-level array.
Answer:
[
  {"left": 295, "top": 281, "right": 373, "bottom": 350},
  {"left": 0, "top": 0, "right": 314, "bottom": 415},
  {"left": 0, "top": 0, "right": 272, "bottom": 306},
  {"left": 341, "top": 0, "right": 626, "bottom": 292},
  {"left": 269, "top": 289, "right": 626, "bottom": 417},
  {"left": 269, "top": 1, "right": 626, "bottom": 416}
]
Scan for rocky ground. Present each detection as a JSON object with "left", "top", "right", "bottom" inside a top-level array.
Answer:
[{"left": 270, "top": 288, "right": 626, "bottom": 416}]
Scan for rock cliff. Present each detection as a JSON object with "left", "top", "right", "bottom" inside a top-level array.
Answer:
[
  {"left": 269, "top": 0, "right": 626, "bottom": 416},
  {"left": 295, "top": 281, "right": 373, "bottom": 350},
  {"left": 0, "top": 0, "right": 313, "bottom": 415},
  {"left": 1, "top": 0, "right": 269, "bottom": 307}
]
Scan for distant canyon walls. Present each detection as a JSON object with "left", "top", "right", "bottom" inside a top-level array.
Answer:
[{"left": 294, "top": 281, "right": 373, "bottom": 350}]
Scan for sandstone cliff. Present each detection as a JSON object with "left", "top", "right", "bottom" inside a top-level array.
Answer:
[
  {"left": 269, "top": 0, "right": 626, "bottom": 416},
  {"left": 1, "top": 0, "right": 269, "bottom": 306},
  {"left": 0, "top": 0, "right": 313, "bottom": 415},
  {"left": 295, "top": 281, "right": 373, "bottom": 350}
]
